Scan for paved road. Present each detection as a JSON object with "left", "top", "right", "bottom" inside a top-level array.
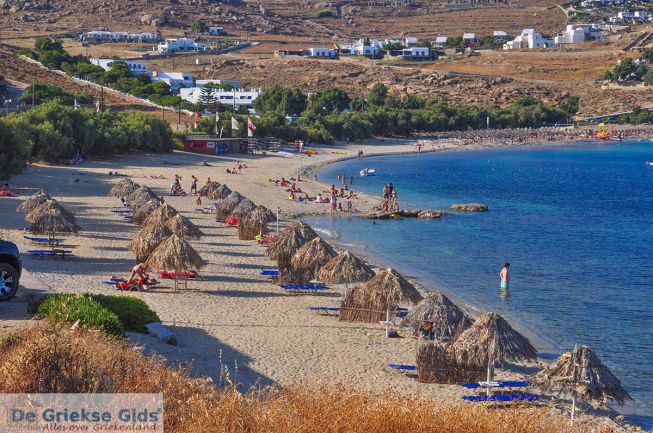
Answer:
[{"left": 0, "top": 270, "right": 53, "bottom": 333}]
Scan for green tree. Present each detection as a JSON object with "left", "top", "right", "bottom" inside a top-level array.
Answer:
[
  {"left": 559, "top": 96, "right": 580, "bottom": 120},
  {"left": 368, "top": 83, "right": 388, "bottom": 106},
  {"left": 644, "top": 70, "right": 653, "bottom": 86},
  {"left": 0, "top": 118, "right": 31, "bottom": 179},
  {"left": 254, "top": 86, "right": 307, "bottom": 116},
  {"left": 191, "top": 20, "right": 207, "bottom": 33},
  {"left": 19, "top": 83, "right": 76, "bottom": 105},
  {"left": 305, "top": 86, "right": 350, "bottom": 116}
]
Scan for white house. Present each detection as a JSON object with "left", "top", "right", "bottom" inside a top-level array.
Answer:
[
  {"left": 179, "top": 87, "right": 262, "bottom": 107},
  {"left": 157, "top": 38, "right": 208, "bottom": 53},
  {"left": 306, "top": 48, "right": 336, "bottom": 58},
  {"left": 150, "top": 71, "right": 193, "bottom": 92},
  {"left": 405, "top": 37, "right": 419, "bottom": 47},
  {"left": 89, "top": 57, "right": 149, "bottom": 74},
  {"left": 81, "top": 31, "right": 160, "bottom": 43},
  {"left": 554, "top": 24, "right": 603, "bottom": 44},
  {"left": 463, "top": 33, "right": 478, "bottom": 45},
  {"left": 493, "top": 30, "right": 507, "bottom": 41},
  {"left": 433, "top": 36, "right": 448, "bottom": 48},
  {"left": 196, "top": 79, "right": 241, "bottom": 90},
  {"left": 503, "top": 29, "right": 553, "bottom": 49},
  {"left": 401, "top": 47, "right": 432, "bottom": 60},
  {"left": 207, "top": 26, "right": 224, "bottom": 36},
  {"left": 338, "top": 39, "right": 381, "bottom": 57}
]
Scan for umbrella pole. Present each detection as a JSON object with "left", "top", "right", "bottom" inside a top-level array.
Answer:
[
  {"left": 571, "top": 395, "right": 576, "bottom": 426},
  {"left": 486, "top": 360, "right": 492, "bottom": 397}
]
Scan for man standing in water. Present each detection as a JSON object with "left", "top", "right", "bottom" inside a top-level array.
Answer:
[{"left": 499, "top": 262, "right": 510, "bottom": 291}]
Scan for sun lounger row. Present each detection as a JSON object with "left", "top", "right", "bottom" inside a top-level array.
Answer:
[
  {"left": 260, "top": 269, "right": 279, "bottom": 276},
  {"left": 461, "top": 381, "right": 530, "bottom": 389},
  {"left": 24, "top": 235, "right": 64, "bottom": 244},
  {"left": 280, "top": 284, "right": 328, "bottom": 294},
  {"left": 387, "top": 364, "right": 417, "bottom": 371},
  {"left": 28, "top": 249, "right": 73, "bottom": 259},
  {"left": 112, "top": 209, "right": 132, "bottom": 214},
  {"left": 462, "top": 394, "right": 539, "bottom": 402}
]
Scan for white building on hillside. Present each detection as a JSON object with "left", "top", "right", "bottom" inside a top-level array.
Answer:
[
  {"left": 503, "top": 29, "right": 553, "bottom": 49},
  {"left": 306, "top": 47, "right": 336, "bottom": 58},
  {"left": 401, "top": 47, "right": 432, "bottom": 60},
  {"left": 81, "top": 31, "right": 160, "bottom": 43},
  {"left": 493, "top": 30, "right": 507, "bottom": 41},
  {"left": 89, "top": 58, "right": 149, "bottom": 74},
  {"left": 405, "top": 37, "right": 419, "bottom": 47},
  {"left": 433, "top": 36, "right": 448, "bottom": 48},
  {"left": 463, "top": 33, "right": 478, "bottom": 45},
  {"left": 337, "top": 39, "right": 380, "bottom": 57},
  {"left": 151, "top": 71, "right": 193, "bottom": 91},
  {"left": 207, "top": 26, "right": 224, "bottom": 35},
  {"left": 179, "top": 87, "right": 262, "bottom": 108},
  {"left": 196, "top": 79, "right": 241, "bottom": 90},
  {"left": 554, "top": 24, "right": 603, "bottom": 44},
  {"left": 157, "top": 38, "right": 208, "bottom": 53}
]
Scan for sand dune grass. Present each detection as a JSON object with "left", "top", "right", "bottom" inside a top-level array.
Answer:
[{"left": 0, "top": 322, "right": 615, "bottom": 433}]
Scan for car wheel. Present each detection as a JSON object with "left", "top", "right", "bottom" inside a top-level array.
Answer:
[{"left": 0, "top": 263, "right": 19, "bottom": 301}]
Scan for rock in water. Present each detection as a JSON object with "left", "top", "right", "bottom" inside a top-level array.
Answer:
[{"left": 450, "top": 203, "right": 488, "bottom": 212}]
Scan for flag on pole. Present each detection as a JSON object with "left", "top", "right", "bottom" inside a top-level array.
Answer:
[
  {"left": 214, "top": 111, "right": 220, "bottom": 135},
  {"left": 247, "top": 117, "right": 256, "bottom": 138},
  {"left": 231, "top": 117, "right": 240, "bottom": 130}
]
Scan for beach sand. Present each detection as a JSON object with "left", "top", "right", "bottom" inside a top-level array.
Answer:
[{"left": 0, "top": 137, "right": 643, "bottom": 431}]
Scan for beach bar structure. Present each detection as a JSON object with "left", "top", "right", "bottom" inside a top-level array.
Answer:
[{"left": 183, "top": 136, "right": 252, "bottom": 155}]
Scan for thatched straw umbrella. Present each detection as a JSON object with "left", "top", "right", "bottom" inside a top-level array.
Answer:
[
  {"left": 215, "top": 191, "right": 244, "bottom": 220},
  {"left": 146, "top": 234, "right": 204, "bottom": 290},
  {"left": 30, "top": 207, "right": 81, "bottom": 234},
  {"left": 129, "top": 186, "right": 157, "bottom": 210},
  {"left": 208, "top": 184, "right": 232, "bottom": 200},
  {"left": 416, "top": 341, "right": 485, "bottom": 384},
  {"left": 142, "top": 203, "right": 178, "bottom": 228},
  {"left": 128, "top": 219, "right": 173, "bottom": 263},
  {"left": 26, "top": 199, "right": 76, "bottom": 225},
  {"left": 339, "top": 268, "right": 423, "bottom": 323},
  {"left": 133, "top": 199, "right": 163, "bottom": 225},
  {"left": 238, "top": 205, "right": 275, "bottom": 241},
  {"left": 450, "top": 312, "right": 537, "bottom": 393},
  {"left": 18, "top": 190, "right": 51, "bottom": 213},
  {"left": 231, "top": 198, "right": 256, "bottom": 218},
  {"left": 532, "top": 345, "right": 632, "bottom": 423},
  {"left": 266, "top": 221, "right": 318, "bottom": 263},
  {"left": 197, "top": 180, "right": 222, "bottom": 197},
  {"left": 317, "top": 251, "right": 375, "bottom": 286},
  {"left": 285, "top": 237, "right": 337, "bottom": 283},
  {"left": 402, "top": 292, "right": 473, "bottom": 340},
  {"left": 165, "top": 214, "right": 204, "bottom": 239},
  {"left": 108, "top": 178, "right": 140, "bottom": 197}
]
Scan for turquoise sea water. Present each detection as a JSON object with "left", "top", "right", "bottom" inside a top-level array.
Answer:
[{"left": 304, "top": 141, "right": 653, "bottom": 427}]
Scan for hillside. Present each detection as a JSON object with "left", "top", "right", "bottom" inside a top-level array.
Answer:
[{"left": 0, "top": 0, "right": 565, "bottom": 39}]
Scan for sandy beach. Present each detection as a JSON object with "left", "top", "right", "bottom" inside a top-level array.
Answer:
[{"left": 1, "top": 133, "right": 648, "bottom": 431}]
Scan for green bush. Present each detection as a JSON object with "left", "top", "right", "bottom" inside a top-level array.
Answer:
[
  {"left": 91, "top": 294, "right": 160, "bottom": 333},
  {"left": 37, "top": 294, "right": 125, "bottom": 337},
  {"left": 316, "top": 10, "right": 334, "bottom": 18}
]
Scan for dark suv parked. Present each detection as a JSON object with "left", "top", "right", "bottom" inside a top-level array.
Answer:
[{"left": 0, "top": 240, "right": 21, "bottom": 301}]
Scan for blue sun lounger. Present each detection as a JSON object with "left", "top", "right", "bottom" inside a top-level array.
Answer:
[
  {"left": 28, "top": 249, "right": 73, "bottom": 259},
  {"left": 24, "top": 236, "right": 64, "bottom": 245},
  {"left": 112, "top": 209, "right": 132, "bottom": 214},
  {"left": 280, "top": 284, "right": 328, "bottom": 294},
  {"left": 461, "top": 381, "right": 530, "bottom": 389},
  {"left": 462, "top": 394, "right": 539, "bottom": 402},
  {"left": 387, "top": 364, "right": 417, "bottom": 371},
  {"left": 260, "top": 269, "right": 279, "bottom": 276}
]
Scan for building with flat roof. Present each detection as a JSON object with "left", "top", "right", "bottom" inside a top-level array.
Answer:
[{"left": 89, "top": 57, "right": 148, "bottom": 74}]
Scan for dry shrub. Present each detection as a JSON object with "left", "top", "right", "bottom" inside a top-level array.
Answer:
[{"left": 0, "top": 322, "right": 616, "bottom": 433}]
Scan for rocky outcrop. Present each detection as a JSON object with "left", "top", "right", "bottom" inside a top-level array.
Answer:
[
  {"left": 450, "top": 203, "right": 488, "bottom": 212},
  {"left": 364, "top": 209, "right": 452, "bottom": 220}
]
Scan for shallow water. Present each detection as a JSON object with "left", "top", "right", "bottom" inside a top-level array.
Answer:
[{"left": 304, "top": 141, "right": 653, "bottom": 427}]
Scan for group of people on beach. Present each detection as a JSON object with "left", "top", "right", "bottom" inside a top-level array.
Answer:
[
  {"left": 226, "top": 161, "right": 248, "bottom": 175},
  {"left": 382, "top": 183, "right": 398, "bottom": 212}
]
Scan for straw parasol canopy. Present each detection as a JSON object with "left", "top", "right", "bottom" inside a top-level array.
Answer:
[
  {"left": 128, "top": 219, "right": 173, "bottom": 262},
  {"left": 108, "top": 178, "right": 140, "bottom": 197},
  {"left": 18, "top": 190, "right": 51, "bottom": 213},
  {"left": 142, "top": 203, "right": 178, "bottom": 228},
  {"left": 449, "top": 312, "right": 537, "bottom": 369},
  {"left": 132, "top": 199, "right": 163, "bottom": 225},
  {"left": 165, "top": 214, "right": 204, "bottom": 239},
  {"left": 402, "top": 292, "right": 473, "bottom": 340},
  {"left": 197, "top": 180, "right": 222, "bottom": 197},
  {"left": 26, "top": 199, "right": 76, "bottom": 225},
  {"left": 29, "top": 207, "right": 81, "bottom": 234},
  {"left": 231, "top": 198, "right": 256, "bottom": 218},
  {"left": 129, "top": 186, "right": 157, "bottom": 210},
  {"left": 208, "top": 184, "right": 232, "bottom": 200},
  {"left": 244, "top": 205, "right": 275, "bottom": 225},
  {"left": 531, "top": 345, "right": 632, "bottom": 407},
  {"left": 365, "top": 268, "right": 423, "bottom": 306},
  {"left": 317, "top": 250, "right": 375, "bottom": 285},
  {"left": 285, "top": 237, "right": 337, "bottom": 283},
  {"left": 266, "top": 221, "right": 318, "bottom": 262},
  {"left": 146, "top": 234, "right": 205, "bottom": 272},
  {"left": 215, "top": 191, "right": 244, "bottom": 220}
]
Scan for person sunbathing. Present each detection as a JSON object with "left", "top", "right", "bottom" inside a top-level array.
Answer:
[
  {"left": 289, "top": 192, "right": 297, "bottom": 200},
  {"left": 348, "top": 190, "right": 358, "bottom": 199},
  {"left": 316, "top": 193, "right": 324, "bottom": 203},
  {"left": 128, "top": 263, "right": 149, "bottom": 285}
]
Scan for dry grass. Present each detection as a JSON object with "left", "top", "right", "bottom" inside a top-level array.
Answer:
[{"left": 0, "top": 322, "right": 617, "bottom": 433}]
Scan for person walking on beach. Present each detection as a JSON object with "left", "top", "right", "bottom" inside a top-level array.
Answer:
[
  {"left": 499, "top": 262, "right": 510, "bottom": 291},
  {"left": 190, "top": 175, "right": 198, "bottom": 194}
]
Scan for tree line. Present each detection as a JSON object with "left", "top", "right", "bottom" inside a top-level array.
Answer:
[{"left": 0, "top": 100, "right": 174, "bottom": 180}]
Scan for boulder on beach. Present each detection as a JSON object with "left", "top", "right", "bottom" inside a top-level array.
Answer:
[
  {"left": 450, "top": 203, "right": 488, "bottom": 212},
  {"left": 364, "top": 209, "right": 452, "bottom": 220},
  {"left": 417, "top": 210, "right": 452, "bottom": 219}
]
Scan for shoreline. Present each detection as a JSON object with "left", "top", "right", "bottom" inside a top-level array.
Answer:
[{"left": 0, "top": 132, "right": 649, "bottom": 432}]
